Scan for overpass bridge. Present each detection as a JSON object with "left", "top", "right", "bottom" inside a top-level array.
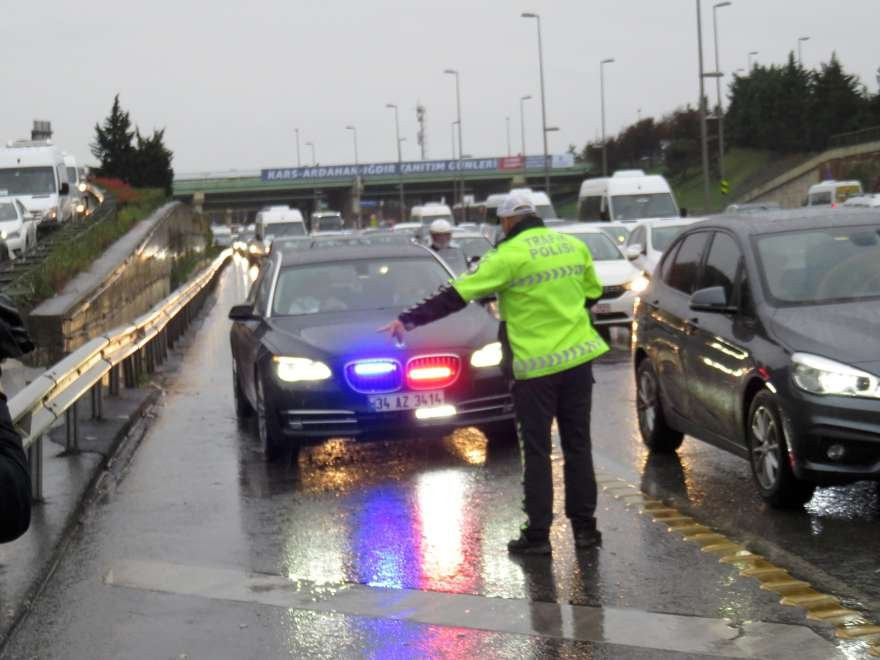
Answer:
[{"left": 172, "top": 154, "right": 592, "bottom": 224}]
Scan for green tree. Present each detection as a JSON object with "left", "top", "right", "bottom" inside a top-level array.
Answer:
[
  {"left": 130, "top": 129, "right": 174, "bottom": 194},
  {"left": 90, "top": 94, "right": 135, "bottom": 180},
  {"left": 810, "top": 53, "right": 870, "bottom": 147}
]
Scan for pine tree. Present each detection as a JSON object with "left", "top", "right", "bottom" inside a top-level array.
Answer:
[
  {"left": 130, "top": 129, "right": 174, "bottom": 194},
  {"left": 90, "top": 94, "right": 135, "bottom": 180}
]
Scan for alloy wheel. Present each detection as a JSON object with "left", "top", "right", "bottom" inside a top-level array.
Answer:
[
  {"left": 637, "top": 369, "right": 657, "bottom": 435},
  {"left": 751, "top": 406, "right": 780, "bottom": 490}
]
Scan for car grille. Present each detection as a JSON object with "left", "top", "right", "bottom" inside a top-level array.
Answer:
[
  {"left": 600, "top": 285, "right": 627, "bottom": 300},
  {"left": 344, "top": 360, "right": 402, "bottom": 394},
  {"left": 406, "top": 354, "right": 461, "bottom": 390}
]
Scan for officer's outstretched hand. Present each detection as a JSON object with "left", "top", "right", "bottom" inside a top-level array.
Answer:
[{"left": 378, "top": 320, "right": 406, "bottom": 344}]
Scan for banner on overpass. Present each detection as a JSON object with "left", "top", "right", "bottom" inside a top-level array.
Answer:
[{"left": 261, "top": 154, "right": 575, "bottom": 183}]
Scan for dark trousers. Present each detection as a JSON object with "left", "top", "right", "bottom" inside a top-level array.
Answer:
[{"left": 512, "top": 361, "right": 597, "bottom": 539}]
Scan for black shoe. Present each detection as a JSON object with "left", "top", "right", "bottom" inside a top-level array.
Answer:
[
  {"left": 573, "top": 528, "right": 602, "bottom": 549},
  {"left": 507, "top": 533, "right": 551, "bottom": 556}
]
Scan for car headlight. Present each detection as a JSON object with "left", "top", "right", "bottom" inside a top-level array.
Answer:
[
  {"left": 78, "top": 183, "right": 87, "bottom": 193},
  {"left": 791, "top": 353, "right": 880, "bottom": 399},
  {"left": 627, "top": 274, "right": 650, "bottom": 294},
  {"left": 470, "top": 342, "right": 503, "bottom": 368},
  {"left": 0, "top": 231, "right": 6, "bottom": 240},
  {"left": 273, "top": 356, "right": 332, "bottom": 382},
  {"left": 47, "top": 207, "right": 58, "bottom": 220}
]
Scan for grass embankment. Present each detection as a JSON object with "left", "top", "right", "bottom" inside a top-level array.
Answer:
[
  {"left": 672, "top": 148, "right": 774, "bottom": 215},
  {"left": 16, "top": 188, "right": 166, "bottom": 308}
]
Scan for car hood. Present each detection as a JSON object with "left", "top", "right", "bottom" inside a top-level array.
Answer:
[
  {"left": 594, "top": 259, "right": 639, "bottom": 286},
  {"left": 0, "top": 220, "right": 23, "bottom": 233},
  {"left": 12, "top": 195, "right": 55, "bottom": 213},
  {"left": 770, "top": 304, "right": 880, "bottom": 372},
  {"left": 262, "top": 304, "right": 498, "bottom": 363}
]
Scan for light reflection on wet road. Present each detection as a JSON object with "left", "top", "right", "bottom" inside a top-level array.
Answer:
[{"left": 0, "top": 260, "right": 874, "bottom": 659}]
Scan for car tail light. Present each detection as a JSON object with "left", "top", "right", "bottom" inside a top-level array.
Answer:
[
  {"left": 345, "top": 359, "right": 402, "bottom": 393},
  {"left": 406, "top": 355, "right": 461, "bottom": 390}
]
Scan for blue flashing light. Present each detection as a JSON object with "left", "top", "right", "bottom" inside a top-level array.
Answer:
[{"left": 354, "top": 361, "right": 397, "bottom": 376}]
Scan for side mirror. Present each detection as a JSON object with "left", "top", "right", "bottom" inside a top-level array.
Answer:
[
  {"left": 689, "top": 286, "right": 736, "bottom": 313},
  {"left": 624, "top": 245, "right": 642, "bottom": 261},
  {"left": 229, "top": 304, "right": 258, "bottom": 321},
  {"left": 59, "top": 182, "right": 70, "bottom": 196},
  {"left": 680, "top": 207, "right": 688, "bottom": 218}
]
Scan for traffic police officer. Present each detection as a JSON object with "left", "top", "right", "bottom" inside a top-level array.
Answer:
[{"left": 381, "top": 192, "right": 608, "bottom": 555}]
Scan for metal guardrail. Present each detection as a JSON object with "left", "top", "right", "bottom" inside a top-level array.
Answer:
[
  {"left": 828, "top": 125, "right": 880, "bottom": 150},
  {"left": 10, "top": 248, "right": 232, "bottom": 500}
]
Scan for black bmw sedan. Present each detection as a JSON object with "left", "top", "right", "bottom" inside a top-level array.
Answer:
[
  {"left": 229, "top": 243, "right": 515, "bottom": 461},
  {"left": 633, "top": 209, "right": 880, "bottom": 508}
]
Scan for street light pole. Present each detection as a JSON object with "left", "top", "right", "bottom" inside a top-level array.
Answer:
[
  {"left": 386, "top": 103, "right": 405, "bottom": 223},
  {"left": 798, "top": 36, "right": 810, "bottom": 66},
  {"left": 506, "top": 116, "right": 511, "bottom": 156},
  {"left": 713, "top": 1, "right": 732, "bottom": 184},
  {"left": 600, "top": 57, "right": 615, "bottom": 176},
  {"left": 294, "top": 128, "right": 301, "bottom": 167},
  {"left": 306, "top": 141, "right": 316, "bottom": 165},
  {"left": 519, "top": 94, "right": 532, "bottom": 174},
  {"left": 346, "top": 125, "right": 360, "bottom": 228},
  {"left": 748, "top": 50, "right": 758, "bottom": 70},
  {"left": 696, "top": 0, "right": 711, "bottom": 210},
  {"left": 444, "top": 69, "right": 464, "bottom": 211},
  {"left": 522, "top": 12, "right": 550, "bottom": 195}
]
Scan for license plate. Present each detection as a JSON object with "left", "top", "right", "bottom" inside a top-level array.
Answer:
[
  {"left": 594, "top": 303, "right": 612, "bottom": 314},
  {"left": 368, "top": 391, "right": 445, "bottom": 412}
]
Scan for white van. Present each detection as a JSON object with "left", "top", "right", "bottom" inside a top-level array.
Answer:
[
  {"left": 311, "top": 210, "right": 344, "bottom": 233},
  {"left": 255, "top": 206, "right": 307, "bottom": 244},
  {"left": 577, "top": 170, "right": 680, "bottom": 223},
  {"left": 510, "top": 188, "right": 557, "bottom": 219},
  {"left": 410, "top": 202, "right": 453, "bottom": 226},
  {"left": 0, "top": 140, "right": 74, "bottom": 225},
  {"left": 806, "top": 180, "right": 863, "bottom": 207},
  {"left": 63, "top": 154, "right": 86, "bottom": 218}
]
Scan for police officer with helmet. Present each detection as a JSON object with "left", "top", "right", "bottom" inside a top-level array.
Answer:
[
  {"left": 428, "top": 218, "right": 455, "bottom": 252},
  {"left": 381, "top": 192, "right": 607, "bottom": 555}
]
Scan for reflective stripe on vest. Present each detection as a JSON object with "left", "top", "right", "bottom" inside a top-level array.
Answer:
[{"left": 512, "top": 338, "right": 606, "bottom": 378}]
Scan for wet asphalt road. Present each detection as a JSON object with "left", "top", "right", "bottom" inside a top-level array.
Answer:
[{"left": 1, "top": 259, "right": 877, "bottom": 659}]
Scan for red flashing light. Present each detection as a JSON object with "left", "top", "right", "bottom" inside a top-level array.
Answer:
[{"left": 406, "top": 355, "right": 461, "bottom": 390}]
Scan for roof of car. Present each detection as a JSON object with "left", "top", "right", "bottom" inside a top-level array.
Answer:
[
  {"left": 694, "top": 207, "right": 880, "bottom": 236},
  {"left": 277, "top": 242, "right": 433, "bottom": 267},
  {"left": 553, "top": 223, "right": 608, "bottom": 235}
]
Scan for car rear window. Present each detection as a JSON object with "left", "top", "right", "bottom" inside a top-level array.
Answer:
[
  {"left": 756, "top": 226, "right": 880, "bottom": 305},
  {"left": 272, "top": 258, "right": 450, "bottom": 316},
  {"left": 565, "top": 232, "right": 624, "bottom": 261}
]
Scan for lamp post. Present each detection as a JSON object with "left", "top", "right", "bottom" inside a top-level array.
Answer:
[
  {"left": 519, "top": 94, "right": 532, "bottom": 173},
  {"left": 294, "top": 128, "right": 301, "bottom": 167},
  {"left": 748, "top": 50, "right": 758, "bottom": 69},
  {"left": 346, "top": 125, "right": 360, "bottom": 228},
  {"left": 600, "top": 57, "right": 615, "bottom": 176},
  {"left": 451, "top": 121, "right": 457, "bottom": 159},
  {"left": 696, "top": 0, "right": 711, "bottom": 210},
  {"left": 306, "top": 141, "right": 316, "bottom": 165},
  {"left": 797, "top": 36, "right": 810, "bottom": 66},
  {"left": 521, "top": 12, "right": 551, "bottom": 194},
  {"left": 444, "top": 69, "right": 464, "bottom": 210},
  {"left": 386, "top": 103, "right": 405, "bottom": 223},
  {"left": 713, "top": 1, "right": 732, "bottom": 184},
  {"left": 506, "top": 116, "right": 511, "bottom": 156}
]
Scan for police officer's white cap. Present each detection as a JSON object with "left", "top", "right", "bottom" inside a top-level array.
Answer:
[
  {"left": 429, "top": 219, "right": 453, "bottom": 234},
  {"left": 497, "top": 193, "right": 537, "bottom": 219}
]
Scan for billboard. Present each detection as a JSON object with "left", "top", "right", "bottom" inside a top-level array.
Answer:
[{"left": 261, "top": 154, "right": 576, "bottom": 183}]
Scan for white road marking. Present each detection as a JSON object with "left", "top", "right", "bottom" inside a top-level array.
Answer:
[{"left": 104, "top": 559, "right": 843, "bottom": 659}]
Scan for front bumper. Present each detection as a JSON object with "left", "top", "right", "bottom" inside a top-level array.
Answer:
[
  {"left": 781, "top": 388, "right": 880, "bottom": 482},
  {"left": 593, "top": 289, "right": 636, "bottom": 327},
  {"left": 263, "top": 365, "right": 514, "bottom": 442}
]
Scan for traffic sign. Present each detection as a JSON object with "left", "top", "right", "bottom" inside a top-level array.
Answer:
[{"left": 720, "top": 179, "right": 730, "bottom": 195}]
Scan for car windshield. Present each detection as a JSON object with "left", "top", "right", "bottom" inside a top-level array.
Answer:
[
  {"left": 361, "top": 233, "right": 414, "bottom": 246},
  {"left": 315, "top": 216, "right": 343, "bottom": 231},
  {"left": 757, "top": 226, "right": 880, "bottom": 305},
  {"left": 433, "top": 246, "right": 469, "bottom": 275},
  {"left": 597, "top": 225, "right": 629, "bottom": 245},
  {"left": 0, "top": 167, "right": 56, "bottom": 195},
  {"left": 457, "top": 236, "right": 492, "bottom": 259},
  {"left": 66, "top": 167, "right": 78, "bottom": 183},
  {"left": 266, "top": 222, "right": 306, "bottom": 238},
  {"left": 421, "top": 213, "right": 453, "bottom": 225},
  {"left": 652, "top": 225, "right": 690, "bottom": 252},
  {"left": 0, "top": 203, "right": 17, "bottom": 221},
  {"left": 566, "top": 232, "right": 624, "bottom": 261},
  {"left": 610, "top": 193, "right": 677, "bottom": 221},
  {"left": 272, "top": 257, "right": 451, "bottom": 316}
]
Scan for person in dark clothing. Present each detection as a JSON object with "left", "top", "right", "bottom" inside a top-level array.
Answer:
[
  {"left": 0, "top": 293, "right": 34, "bottom": 543},
  {"left": 381, "top": 193, "right": 608, "bottom": 555}
]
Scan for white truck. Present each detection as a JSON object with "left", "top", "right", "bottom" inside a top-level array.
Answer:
[
  {"left": 806, "top": 180, "right": 863, "bottom": 207},
  {"left": 0, "top": 140, "right": 75, "bottom": 226},
  {"left": 255, "top": 206, "right": 307, "bottom": 246},
  {"left": 577, "top": 170, "right": 681, "bottom": 223}
]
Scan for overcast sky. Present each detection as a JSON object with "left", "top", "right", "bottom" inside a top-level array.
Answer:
[{"left": 3, "top": 1, "right": 878, "bottom": 175}]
